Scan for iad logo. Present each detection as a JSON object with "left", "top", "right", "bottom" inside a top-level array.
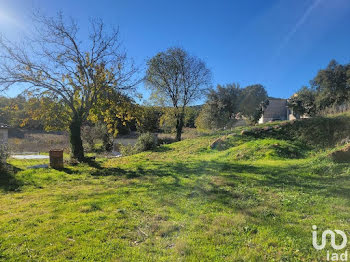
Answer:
[
  {"left": 312, "top": 225, "right": 347, "bottom": 250},
  {"left": 312, "top": 225, "right": 348, "bottom": 261}
]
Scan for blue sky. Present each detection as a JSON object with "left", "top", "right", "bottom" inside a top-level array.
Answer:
[{"left": 0, "top": 0, "right": 350, "bottom": 102}]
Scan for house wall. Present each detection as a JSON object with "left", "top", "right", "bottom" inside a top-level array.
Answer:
[
  {"left": 259, "top": 99, "right": 288, "bottom": 123},
  {"left": 0, "top": 129, "right": 8, "bottom": 144}
]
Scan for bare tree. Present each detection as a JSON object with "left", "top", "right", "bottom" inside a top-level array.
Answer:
[
  {"left": 0, "top": 12, "right": 138, "bottom": 161},
  {"left": 145, "top": 47, "right": 211, "bottom": 141}
]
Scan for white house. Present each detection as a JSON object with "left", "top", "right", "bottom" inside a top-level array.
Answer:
[{"left": 258, "top": 98, "right": 299, "bottom": 124}]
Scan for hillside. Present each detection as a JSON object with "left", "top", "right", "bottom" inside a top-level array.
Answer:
[{"left": 1, "top": 115, "right": 350, "bottom": 261}]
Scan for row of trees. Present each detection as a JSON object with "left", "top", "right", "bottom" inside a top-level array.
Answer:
[
  {"left": 288, "top": 60, "right": 350, "bottom": 116},
  {"left": 0, "top": 95, "right": 69, "bottom": 130},
  {"left": 0, "top": 95, "right": 200, "bottom": 135}
]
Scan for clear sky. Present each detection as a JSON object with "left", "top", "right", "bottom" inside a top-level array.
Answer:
[{"left": 0, "top": 0, "right": 350, "bottom": 102}]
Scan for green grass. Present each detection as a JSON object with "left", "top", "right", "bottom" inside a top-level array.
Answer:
[{"left": 1, "top": 122, "right": 350, "bottom": 261}]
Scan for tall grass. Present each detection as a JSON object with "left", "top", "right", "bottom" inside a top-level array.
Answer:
[{"left": 9, "top": 132, "right": 70, "bottom": 153}]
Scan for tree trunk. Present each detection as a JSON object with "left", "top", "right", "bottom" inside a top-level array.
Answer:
[
  {"left": 69, "top": 114, "right": 85, "bottom": 161},
  {"left": 175, "top": 112, "right": 184, "bottom": 142},
  {"left": 102, "top": 131, "right": 113, "bottom": 152}
]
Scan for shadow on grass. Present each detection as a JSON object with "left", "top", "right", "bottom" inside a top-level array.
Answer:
[
  {"left": 60, "top": 158, "right": 103, "bottom": 174},
  {"left": 92, "top": 165, "right": 175, "bottom": 180},
  {"left": 0, "top": 164, "right": 22, "bottom": 192},
  {"left": 154, "top": 146, "right": 173, "bottom": 153},
  {"left": 85, "top": 158, "right": 103, "bottom": 169},
  {"left": 59, "top": 167, "right": 81, "bottom": 175},
  {"left": 91, "top": 158, "right": 350, "bottom": 203}
]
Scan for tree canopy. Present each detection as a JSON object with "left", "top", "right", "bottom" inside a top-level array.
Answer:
[
  {"left": 196, "top": 83, "right": 268, "bottom": 129},
  {"left": 289, "top": 59, "right": 350, "bottom": 116},
  {"left": 311, "top": 60, "right": 350, "bottom": 110},
  {"left": 287, "top": 87, "right": 316, "bottom": 117},
  {"left": 145, "top": 47, "right": 211, "bottom": 141},
  {"left": 239, "top": 84, "right": 268, "bottom": 123}
]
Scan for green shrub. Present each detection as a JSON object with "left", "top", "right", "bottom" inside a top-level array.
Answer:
[
  {"left": 81, "top": 125, "right": 100, "bottom": 151},
  {"left": 119, "top": 133, "right": 158, "bottom": 156},
  {"left": 81, "top": 123, "right": 112, "bottom": 152},
  {"left": 135, "top": 133, "right": 158, "bottom": 152},
  {"left": 119, "top": 144, "right": 137, "bottom": 156}
]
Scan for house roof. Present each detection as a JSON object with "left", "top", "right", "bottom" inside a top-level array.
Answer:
[{"left": 0, "top": 123, "right": 9, "bottom": 129}]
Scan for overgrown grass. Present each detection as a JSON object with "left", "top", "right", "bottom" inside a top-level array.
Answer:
[
  {"left": 9, "top": 132, "right": 70, "bottom": 154},
  {"left": 1, "top": 117, "right": 350, "bottom": 261}
]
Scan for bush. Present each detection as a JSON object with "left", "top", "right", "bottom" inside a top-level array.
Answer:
[
  {"left": 119, "top": 133, "right": 158, "bottom": 156},
  {"left": 135, "top": 133, "right": 158, "bottom": 152},
  {"left": 82, "top": 123, "right": 113, "bottom": 152},
  {"left": 81, "top": 125, "right": 100, "bottom": 151},
  {"left": 119, "top": 144, "right": 137, "bottom": 156}
]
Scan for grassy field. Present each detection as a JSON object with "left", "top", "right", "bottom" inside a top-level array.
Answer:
[{"left": 1, "top": 118, "right": 350, "bottom": 261}]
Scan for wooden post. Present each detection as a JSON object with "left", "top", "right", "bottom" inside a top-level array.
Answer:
[{"left": 49, "top": 149, "right": 64, "bottom": 169}]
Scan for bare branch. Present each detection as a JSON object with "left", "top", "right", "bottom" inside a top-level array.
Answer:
[{"left": 0, "top": 11, "right": 139, "bottom": 121}]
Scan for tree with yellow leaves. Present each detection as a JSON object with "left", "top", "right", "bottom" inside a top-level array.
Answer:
[{"left": 0, "top": 12, "right": 138, "bottom": 161}]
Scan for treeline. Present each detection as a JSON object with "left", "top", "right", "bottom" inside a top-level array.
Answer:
[
  {"left": 0, "top": 95, "right": 200, "bottom": 134},
  {"left": 289, "top": 60, "right": 350, "bottom": 116},
  {"left": 139, "top": 83, "right": 269, "bottom": 132},
  {"left": 0, "top": 83, "right": 268, "bottom": 135},
  {"left": 0, "top": 95, "right": 68, "bottom": 130}
]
